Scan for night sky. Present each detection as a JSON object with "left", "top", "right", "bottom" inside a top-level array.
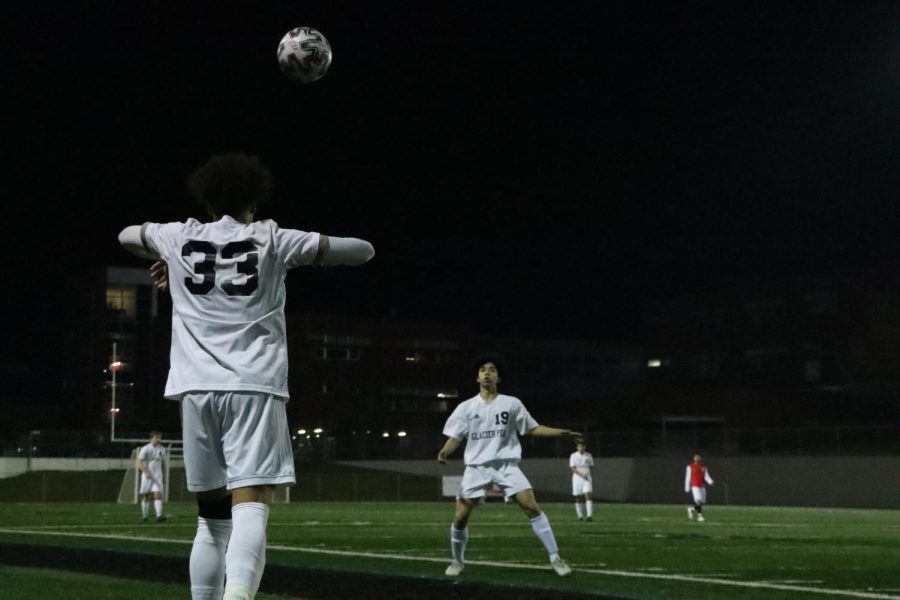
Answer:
[{"left": 5, "top": 0, "right": 900, "bottom": 372}]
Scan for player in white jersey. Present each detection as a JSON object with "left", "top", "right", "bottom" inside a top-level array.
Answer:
[
  {"left": 437, "top": 357, "right": 580, "bottom": 577},
  {"left": 119, "top": 153, "right": 374, "bottom": 600},
  {"left": 138, "top": 430, "right": 167, "bottom": 522},
  {"left": 569, "top": 439, "right": 594, "bottom": 521}
]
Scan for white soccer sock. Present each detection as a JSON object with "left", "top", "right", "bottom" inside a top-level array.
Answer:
[
  {"left": 450, "top": 525, "right": 468, "bottom": 563},
  {"left": 190, "top": 517, "right": 232, "bottom": 600},
  {"left": 530, "top": 512, "right": 560, "bottom": 562},
  {"left": 141, "top": 500, "right": 149, "bottom": 518},
  {"left": 574, "top": 502, "right": 584, "bottom": 519},
  {"left": 154, "top": 499, "right": 163, "bottom": 517},
  {"left": 585, "top": 500, "right": 593, "bottom": 518},
  {"left": 225, "top": 502, "right": 270, "bottom": 596}
]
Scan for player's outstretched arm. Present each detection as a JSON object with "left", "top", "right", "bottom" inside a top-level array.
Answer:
[
  {"left": 314, "top": 235, "right": 374, "bottom": 267},
  {"left": 118, "top": 225, "right": 160, "bottom": 261},
  {"left": 437, "top": 437, "right": 461, "bottom": 463},
  {"left": 529, "top": 425, "right": 582, "bottom": 438},
  {"left": 119, "top": 225, "right": 168, "bottom": 291}
]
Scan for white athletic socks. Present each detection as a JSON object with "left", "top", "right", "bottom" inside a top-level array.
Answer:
[
  {"left": 574, "top": 502, "right": 584, "bottom": 519},
  {"left": 141, "top": 500, "right": 149, "bottom": 519},
  {"left": 530, "top": 512, "right": 560, "bottom": 562},
  {"left": 585, "top": 500, "right": 593, "bottom": 518},
  {"left": 154, "top": 499, "right": 163, "bottom": 518},
  {"left": 225, "top": 502, "right": 270, "bottom": 597},
  {"left": 190, "top": 517, "right": 232, "bottom": 600},
  {"left": 450, "top": 525, "right": 468, "bottom": 564}
]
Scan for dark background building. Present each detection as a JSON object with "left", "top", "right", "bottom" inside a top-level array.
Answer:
[{"left": 11, "top": 261, "right": 894, "bottom": 459}]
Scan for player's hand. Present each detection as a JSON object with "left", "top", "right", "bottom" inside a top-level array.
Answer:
[
  {"left": 564, "top": 429, "right": 582, "bottom": 437},
  {"left": 437, "top": 450, "right": 448, "bottom": 464},
  {"left": 150, "top": 261, "right": 169, "bottom": 292}
]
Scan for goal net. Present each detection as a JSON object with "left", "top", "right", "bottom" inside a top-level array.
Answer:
[{"left": 117, "top": 441, "right": 290, "bottom": 503}]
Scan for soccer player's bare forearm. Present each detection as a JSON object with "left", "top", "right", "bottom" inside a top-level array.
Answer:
[
  {"left": 530, "top": 425, "right": 580, "bottom": 437},
  {"left": 438, "top": 437, "right": 461, "bottom": 462}
]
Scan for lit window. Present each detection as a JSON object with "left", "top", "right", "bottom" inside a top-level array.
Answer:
[
  {"left": 647, "top": 359, "right": 662, "bottom": 368},
  {"left": 106, "top": 285, "right": 137, "bottom": 318}
]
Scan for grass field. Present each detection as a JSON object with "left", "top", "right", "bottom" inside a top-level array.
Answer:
[{"left": 0, "top": 501, "right": 898, "bottom": 599}]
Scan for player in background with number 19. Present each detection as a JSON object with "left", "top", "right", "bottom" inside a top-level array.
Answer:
[
  {"left": 118, "top": 153, "right": 374, "bottom": 600},
  {"left": 437, "top": 357, "right": 580, "bottom": 578}
]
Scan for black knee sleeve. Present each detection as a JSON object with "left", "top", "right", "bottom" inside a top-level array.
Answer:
[{"left": 198, "top": 494, "right": 232, "bottom": 520}]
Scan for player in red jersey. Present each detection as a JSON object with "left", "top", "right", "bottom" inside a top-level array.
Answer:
[{"left": 684, "top": 454, "right": 714, "bottom": 522}]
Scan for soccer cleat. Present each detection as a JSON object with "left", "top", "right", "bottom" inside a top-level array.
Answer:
[
  {"left": 697, "top": 514, "right": 705, "bottom": 522},
  {"left": 223, "top": 585, "right": 252, "bottom": 600},
  {"left": 585, "top": 516, "right": 593, "bottom": 522},
  {"left": 551, "top": 557, "right": 572, "bottom": 577},
  {"left": 141, "top": 517, "right": 147, "bottom": 522},
  {"left": 156, "top": 515, "right": 167, "bottom": 522},
  {"left": 445, "top": 561, "right": 464, "bottom": 576},
  {"left": 687, "top": 507, "right": 695, "bottom": 519}
]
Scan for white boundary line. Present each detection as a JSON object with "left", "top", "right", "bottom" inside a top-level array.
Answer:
[{"left": 0, "top": 528, "right": 897, "bottom": 600}]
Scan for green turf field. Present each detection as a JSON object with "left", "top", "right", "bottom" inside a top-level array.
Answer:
[{"left": 0, "top": 501, "right": 897, "bottom": 599}]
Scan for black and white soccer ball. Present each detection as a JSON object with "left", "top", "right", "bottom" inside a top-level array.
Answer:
[{"left": 277, "top": 27, "right": 332, "bottom": 83}]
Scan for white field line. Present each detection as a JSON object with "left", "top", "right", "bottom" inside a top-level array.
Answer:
[{"left": 0, "top": 528, "right": 897, "bottom": 600}]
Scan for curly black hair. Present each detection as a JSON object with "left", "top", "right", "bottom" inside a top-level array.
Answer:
[{"left": 186, "top": 153, "right": 274, "bottom": 219}]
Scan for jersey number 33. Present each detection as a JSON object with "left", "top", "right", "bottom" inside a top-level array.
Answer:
[{"left": 182, "top": 240, "right": 258, "bottom": 296}]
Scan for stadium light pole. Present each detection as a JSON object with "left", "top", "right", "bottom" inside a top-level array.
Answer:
[{"left": 110, "top": 342, "right": 123, "bottom": 442}]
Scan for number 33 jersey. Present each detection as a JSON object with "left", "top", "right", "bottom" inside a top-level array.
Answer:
[
  {"left": 143, "top": 216, "right": 321, "bottom": 400},
  {"left": 443, "top": 394, "right": 539, "bottom": 465}
]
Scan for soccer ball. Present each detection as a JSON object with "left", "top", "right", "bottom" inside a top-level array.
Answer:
[{"left": 276, "top": 27, "right": 332, "bottom": 83}]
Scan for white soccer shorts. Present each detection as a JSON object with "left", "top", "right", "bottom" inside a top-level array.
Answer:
[
  {"left": 691, "top": 486, "right": 707, "bottom": 505},
  {"left": 139, "top": 473, "right": 163, "bottom": 495},
  {"left": 572, "top": 476, "right": 593, "bottom": 497},
  {"left": 458, "top": 460, "right": 532, "bottom": 500},
  {"left": 180, "top": 391, "right": 296, "bottom": 493}
]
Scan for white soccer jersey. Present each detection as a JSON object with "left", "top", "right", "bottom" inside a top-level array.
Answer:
[
  {"left": 138, "top": 443, "right": 165, "bottom": 480},
  {"left": 569, "top": 451, "right": 594, "bottom": 481},
  {"left": 142, "top": 216, "right": 321, "bottom": 399},
  {"left": 443, "top": 393, "right": 538, "bottom": 465}
]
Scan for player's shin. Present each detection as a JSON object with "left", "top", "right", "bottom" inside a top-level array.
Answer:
[
  {"left": 529, "top": 512, "right": 560, "bottom": 562},
  {"left": 225, "top": 503, "right": 270, "bottom": 596},
  {"left": 190, "top": 517, "right": 232, "bottom": 600},
  {"left": 450, "top": 525, "right": 468, "bottom": 563}
]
